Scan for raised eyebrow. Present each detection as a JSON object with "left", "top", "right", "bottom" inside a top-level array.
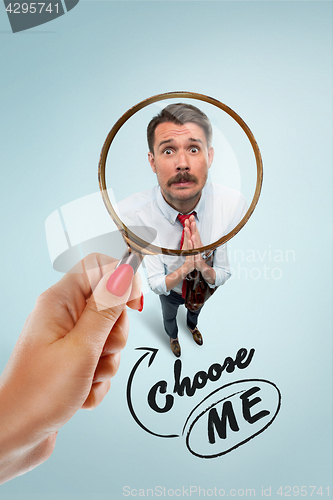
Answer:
[
  {"left": 158, "top": 137, "right": 203, "bottom": 149},
  {"left": 158, "top": 139, "right": 174, "bottom": 149},
  {"left": 188, "top": 137, "right": 203, "bottom": 145}
]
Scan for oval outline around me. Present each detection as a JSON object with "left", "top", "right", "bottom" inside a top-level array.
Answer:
[{"left": 185, "top": 378, "right": 281, "bottom": 459}]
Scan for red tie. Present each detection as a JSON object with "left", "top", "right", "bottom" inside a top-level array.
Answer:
[{"left": 177, "top": 212, "right": 196, "bottom": 298}]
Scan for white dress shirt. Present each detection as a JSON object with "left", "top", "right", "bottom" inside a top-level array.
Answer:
[{"left": 116, "top": 182, "right": 246, "bottom": 295}]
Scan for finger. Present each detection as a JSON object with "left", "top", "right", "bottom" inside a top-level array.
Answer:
[
  {"left": 126, "top": 272, "right": 143, "bottom": 311},
  {"left": 182, "top": 227, "right": 191, "bottom": 249},
  {"left": 102, "top": 310, "right": 129, "bottom": 355},
  {"left": 81, "top": 380, "right": 111, "bottom": 410},
  {"left": 27, "top": 254, "right": 120, "bottom": 347},
  {"left": 37, "top": 254, "right": 119, "bottom": 335},
  {"left": 190, "top": 219, "right": 202, "bottom": 243},
  {"left": 191, "top": 219, "right": 198, "bottom": 235},
  {"left": 93, "top": 352, "right": 121, "bottom": 383},
  {"left": 64, "top": 264, "right": 134, "bottom": 363},
  {"left": 191, "top": 233, "right": 201, "bottom": 249},
  {"left": 55, "top": 253, "right": 118, "bottom": 304}
]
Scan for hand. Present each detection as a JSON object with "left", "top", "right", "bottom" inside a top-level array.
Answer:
[
  {"left": 187, "top": 217, "right": 216, "bottom": 284},
  {"left": 182, "top": 219, "right": 195, "bottom": 274},
  {"left": 0, "top": 253, "right": 142, "bottom": 485},
  {"left": 188, "top": 214, "right": 204, "bottom": 250},
  {"left": 186, "top": 216, "right": 205, "bottom": 272}
]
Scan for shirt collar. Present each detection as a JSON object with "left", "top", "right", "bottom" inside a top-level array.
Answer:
[{"left": 156, "top": 185, "right": 206, "bottom": 225}]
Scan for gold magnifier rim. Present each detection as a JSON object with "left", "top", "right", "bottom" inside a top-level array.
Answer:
[{"left": 98, "top": 91, "right": 263, "bottom": 256}]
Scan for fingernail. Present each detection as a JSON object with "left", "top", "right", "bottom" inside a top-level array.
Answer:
[
  {"left": 138, "top": 292, "right": 144, "bottom": 312},
  {"left": 106, "top": 264, "right": 134, "bottom": 297}
]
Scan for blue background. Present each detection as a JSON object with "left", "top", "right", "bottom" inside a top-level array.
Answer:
[{"left": 0, "top": 1, "right": 332, "bottom": 498}]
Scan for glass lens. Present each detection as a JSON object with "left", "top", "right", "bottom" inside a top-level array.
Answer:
[{"left": 102, "top": 95, "right": 261, "bottom": 255}]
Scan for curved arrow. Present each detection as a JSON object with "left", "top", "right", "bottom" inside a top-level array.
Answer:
[{"left": 126, "top": 347, "right": 179, "bottom": 438}]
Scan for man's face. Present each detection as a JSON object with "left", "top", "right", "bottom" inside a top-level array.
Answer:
[{"left": 148, "top": 121, "right": 214, "bottom": 209}]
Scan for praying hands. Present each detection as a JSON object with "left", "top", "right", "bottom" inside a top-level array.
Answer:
[{"left": 183, "top": 215, "right": 216, "bottom": 285}]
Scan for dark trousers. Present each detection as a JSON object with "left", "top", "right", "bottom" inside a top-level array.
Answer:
[{"left": 159, "top": 290, "right": 202, "bottom": 340}]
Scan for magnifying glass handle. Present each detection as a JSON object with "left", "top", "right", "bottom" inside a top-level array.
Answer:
[{"left": 115, "top": 247, "right": 143, "bottom": 275}]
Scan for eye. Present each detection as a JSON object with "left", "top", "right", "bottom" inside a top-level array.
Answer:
[
  {"left": 163, "top": 148, "right": 173, "bottom": 155},
  {"left": 189, "top": 146, "right": 199, "bottom": 153}
]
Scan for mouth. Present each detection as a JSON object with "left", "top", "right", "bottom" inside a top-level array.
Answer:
[
  {"left": 168, "top": 174, "right": 198, "bottom": 188},
  {"left": 171, "top": 181, "right": 194, "bottom": 188}
]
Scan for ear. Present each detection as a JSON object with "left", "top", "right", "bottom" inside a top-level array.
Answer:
[
  {"left": 148, "top": 152, "right": 157, "bottom": 173},
  {"left": 207, "top": 147, "right": 214, "bottom": 169}
]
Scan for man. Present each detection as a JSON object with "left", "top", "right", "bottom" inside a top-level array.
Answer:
[{"left": 118, "top": 103, "right": 246, "bottom": 357}]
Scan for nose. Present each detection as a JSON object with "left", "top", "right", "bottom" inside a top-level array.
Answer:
[{"left": 176, "top": 150, "right": 189, "bottom": 171}]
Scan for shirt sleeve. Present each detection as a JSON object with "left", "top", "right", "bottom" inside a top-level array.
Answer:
[
  {"left": 145, "top": 254, "right": 170, "bottom": 296},
  {"left": 207, "top": 243, "right": 231, "bottom": 288}
]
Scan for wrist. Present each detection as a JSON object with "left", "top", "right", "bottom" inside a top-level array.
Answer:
[
  {"left": 183, "top": 260, "right": 194, "bottom": 275},
  {"left": 0, "top": 378, "right": 56, "bottom": 484},
  {"left": 195, "top": 250, "right": 214, "bottom": 271},
  {"left": 194, "top": 255, "right": 205, "bottom": 271}
]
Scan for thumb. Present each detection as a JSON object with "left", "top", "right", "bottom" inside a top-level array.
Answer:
[{"left": 65, "top": 266, "right": 134, "bottom": 363}]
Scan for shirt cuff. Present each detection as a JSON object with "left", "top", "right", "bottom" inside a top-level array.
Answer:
[
  {"left": 207, "top": 267, "right": 231, "bottom": 288},
  {"left": 148, "top": 276, "right": 170, "bottom": 295}
]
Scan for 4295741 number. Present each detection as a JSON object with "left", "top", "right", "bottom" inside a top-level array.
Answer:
[
  {"left": 5, "top": 3, "right": 59, "bottom": 14},
  {"left": 277, "top": 486, "right": 330, "bottom": 497}
]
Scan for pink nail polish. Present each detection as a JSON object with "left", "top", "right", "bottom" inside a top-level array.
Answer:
[
  {"left": 106, "top": 264, "right": 134, "bottom": 297},
  {"left": 138, "top": 293, "right": 144, "bottom": 312}
]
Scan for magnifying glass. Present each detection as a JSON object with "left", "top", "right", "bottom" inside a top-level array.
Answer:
[{"left": 98, "top": 91, "right": 263, "bottom": 292}]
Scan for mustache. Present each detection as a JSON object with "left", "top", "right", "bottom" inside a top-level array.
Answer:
[{"left": 167, "top": 172, "right": 198, "bottom": 187}]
